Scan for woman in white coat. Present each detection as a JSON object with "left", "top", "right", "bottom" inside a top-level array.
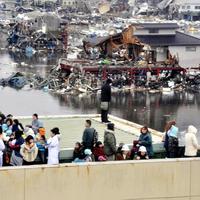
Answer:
[
  {"left": 47, "top": 127, "right": 60, "bottom": 165},
  {"left": 184, "top": 125, "right": 200, "bottom": 157}
]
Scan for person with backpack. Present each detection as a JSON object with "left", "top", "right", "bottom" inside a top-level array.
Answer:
[{"left": 82, "top": 120, "right": 98, "bottom": 150}]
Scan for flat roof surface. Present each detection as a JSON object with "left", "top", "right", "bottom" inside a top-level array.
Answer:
[
  {"left": 20, "top": 116, "right": 138, "bottom": 148},
  {"left": 137, "top": 31, "right": 200, "bottom": 46},
  {"left": 20, "top": 115, "right": 162, "bottom": 148},
  {"left": 132, "top": 23, "right": 179, "bottom": 29}
]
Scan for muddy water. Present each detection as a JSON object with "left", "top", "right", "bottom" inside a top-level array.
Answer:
[{"left": 0, "top": 35, "right": 200, "bottom": 135}]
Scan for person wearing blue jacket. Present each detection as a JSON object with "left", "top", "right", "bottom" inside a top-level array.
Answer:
[
  {"left": 138, "top": 126, "right": 153, "bottom": 158},
  {"left": 164, "top": 121, "right": 179, "bottom": 158}
]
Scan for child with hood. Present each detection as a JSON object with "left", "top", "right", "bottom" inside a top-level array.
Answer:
[{"left": 184, "top": 125, "right": 200, "bottom": 157}]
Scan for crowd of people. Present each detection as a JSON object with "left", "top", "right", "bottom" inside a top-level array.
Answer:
[
  {"left": 0, "top": 113, "right": 60, "bottom": 167},
  {"left": 0, "top": 111, "right": 199, "bottom": 167},
  {"left": 72, "top": 119, "right": 200, "bottom": 163}
]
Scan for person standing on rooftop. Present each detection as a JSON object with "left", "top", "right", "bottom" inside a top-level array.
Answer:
[
  {"left": 165, "top": 120, "right": 179, "bottom": 158},
  {"left": 32, "top": 113, "right": 43, "bottom": 135},
  {"left": 100, "top": 79, "right": 112, "bottom": 123},
  {"left": 104, "top": 123, "right": 117, "bottom": 161},
  {"left": 184, "top": 125, "right": 200, "bottom": 157},
  {"left": 82, "top": 120, "right": 98, "bottom": 150},
  {"left": 47, "top": 127, "right": 60, "bottom": 165}
]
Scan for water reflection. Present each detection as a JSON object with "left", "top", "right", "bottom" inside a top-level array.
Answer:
[{"left": 0, "top": 33, "right": 200, "bottom": 134}]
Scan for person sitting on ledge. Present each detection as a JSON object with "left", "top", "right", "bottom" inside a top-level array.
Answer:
[
  {"left": 136, "top": 146, "right": 149, "bottom": 160},
  {"left": 116, "top": 144, "right": 131, "bottom": 160},
  {"left": 93, "top": 141, "right": 107, "bottom": 161}
]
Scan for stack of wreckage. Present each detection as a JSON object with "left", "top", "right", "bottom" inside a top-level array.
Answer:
[
  {"left": 1, "top": 24, "right": 200, "bottom": 94},
  {"left": 6, "top": 11, "right": 67, "bottom": 54}
]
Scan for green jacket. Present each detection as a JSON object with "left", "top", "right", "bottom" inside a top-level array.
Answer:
[{"left": 104, "top": 129, "right": 117, "bottom": 156}]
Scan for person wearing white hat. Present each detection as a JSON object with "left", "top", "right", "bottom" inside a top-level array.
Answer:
[
  {"left": 136, "top": 146, "right": 149, "bottom": 160},
  {"left": 84, "top": 149, "right": 93, "bottom": 162},
  {"left": 116, "top": 144, "right": 131, "bottom": 160}
]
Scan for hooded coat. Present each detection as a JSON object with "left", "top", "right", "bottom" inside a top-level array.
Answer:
[
  {"left": 104, "top": 129, "right": 116, "bottom": 156},
  {"left": 184, "top": 125, "right": 200, "bottom": 157}
]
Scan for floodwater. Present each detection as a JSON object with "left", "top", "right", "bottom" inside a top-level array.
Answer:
[{"left": 0, "top": 33, "right": 200, "bottom": 135}]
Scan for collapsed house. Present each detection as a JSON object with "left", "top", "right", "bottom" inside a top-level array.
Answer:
[
  {"left": 83, "top": 25, "right": 144, "bottom": 61},
  {"left": 7, "top": 11, "right": 67, "bottom": 52}
]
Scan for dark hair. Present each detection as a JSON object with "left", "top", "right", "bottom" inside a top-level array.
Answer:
[
  {"left": 106, "top": 78, "right": 112, "bottom": 84},
  {"left": 0, "top": 126, "right": 2, "bottom": 134},
  {"left": 75, "top": 142, "right": 81, "bottom": 148},
  {"left": 15, "top": 130, "right": 23, "bottom": 139},
  {"left": 7, "top": 114, "right": 13, "bottom": 118},
  {"left": 165, "top": 120, "right": 176, "bottom": 132},
  {"left": 140, "top": 126, "right": 149, "bottom": 134},
  {"left": 86, "top": 120, "right": 91, "bottom": 126},
  {"left": 40, "top": 135, "right": 46, "bottom": 141},
  {"left": 6, "top": 118, "right": 13, "bottom": 126},
  {"left": 51, "top": 127, "right": 60, "bottom": 135},
  {"left": 13, "top": 119, "right": 19, "bottom": 124},
  {"left": 33, "top": 113, "right": 38, "bottom": 119},
  {"left": 107, "top": 123, "right": 114, "bottom": 131},
  {"left": 95, "top": 141, "right": 102, "bottom": 147},
  {"left": 25, "top": 135, "right": 34, "bottom": 143}
]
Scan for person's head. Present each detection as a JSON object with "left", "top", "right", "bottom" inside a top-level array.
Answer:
[
  {"left": 188, "top": 125, "right": 198, "bottom": 135},
  {"left": 13, "top": 119, "right": 19, "bottom": 125},
  {"left": 15, "top": 130, "right": 23, "bottom": 139},
  {"left": 75, "top": 142, "right": 81, "bottom": 149},
  {"left": 121, "top": 144, "right": 130, "bottom": 155},
  {"left": 0, "top": 113, "right": 5, "bottom": 122},
  {"left": 25, "top": 135, "right": 34, "bottom": 145},
  {"left": 107, "top": 123, "right": 114, "bottom": 131},
  {"left": 96, "top": 141, "right": 103, "bottom": 148},
  {"left": 139, "top": 146, "right": 147, "bottom": 156},
  {"left": 51, "top": 127, "right": 60, "bottom": 136},
  {"left": 6, "top": 118, "right": 13, "bottom": 126},
  {"left": 32, "top": 113, "right": 38, "bottom": 120},
  {"left": 7, "top": 114, "right": 13, "bottom": 119},
  {"left": 40, "top": 135, "right": 46, "bottom": 141},
  {"left": 106, "top": 78, "right": 112, "bottom": 85},
  {"left": 165, "top": 120, "right": 176, "bottom": 132},
  {"left": 140, "top": 126, "right": 149, "bottom": 135},
  {"left": 85, "top": 120, "right": 91, "bottom": 128},
  {"left": 84, "top": 149, "right": 92, "bottom": 156}
]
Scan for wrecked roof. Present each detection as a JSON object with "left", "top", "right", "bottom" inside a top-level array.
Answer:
[
  {"left": 83, "top": 25, "right": 142, "bottom": 47},
  {"left": 132, "top": 23, "right": 179, "bottom": 30},
  {"left": 83, "top": 34, "right": 120, "bottom": 47},
  {"left": 137, "top": 31, "right": 200, "bottom": 46}
]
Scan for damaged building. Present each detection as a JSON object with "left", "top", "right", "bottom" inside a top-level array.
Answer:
[
  {"left": 83, "top": 25, "right": 144, "bottom": 62},
  {"left": 133, "top": 22, "right": 200, "bottom": 68}
]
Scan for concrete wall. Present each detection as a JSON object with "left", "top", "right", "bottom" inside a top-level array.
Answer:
[
  {"left": 1, "top": 158, "right": 200, "bottom": 200},
  {"left": 169, "top": 46, "right": 200, "bottom": 68}
]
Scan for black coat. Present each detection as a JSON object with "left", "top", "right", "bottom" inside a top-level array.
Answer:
[{"left": 101, "top": 83, "right": 111, "bottom": 102}]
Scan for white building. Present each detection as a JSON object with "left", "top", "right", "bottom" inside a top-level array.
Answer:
[
  {"left": 133, "top": 23, "right": 200, "bottom": 68},
  {"left": 174, "top": 0, "right": 200, "bottom": 20}
]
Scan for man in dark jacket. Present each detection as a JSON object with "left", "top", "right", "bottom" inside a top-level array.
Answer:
[
  {"left": 101, "top": 79, "right": 112, "bottom": 123},
  {"left": 82, "top": 120, "right": 98, "bottom": 150},
  {"left": 104, "top": 123, "right": 116, "bottom": 161}
]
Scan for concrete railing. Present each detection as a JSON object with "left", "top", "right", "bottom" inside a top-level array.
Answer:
[{"left": 1, "top": 158, "right": 200, "bottom": 200}]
